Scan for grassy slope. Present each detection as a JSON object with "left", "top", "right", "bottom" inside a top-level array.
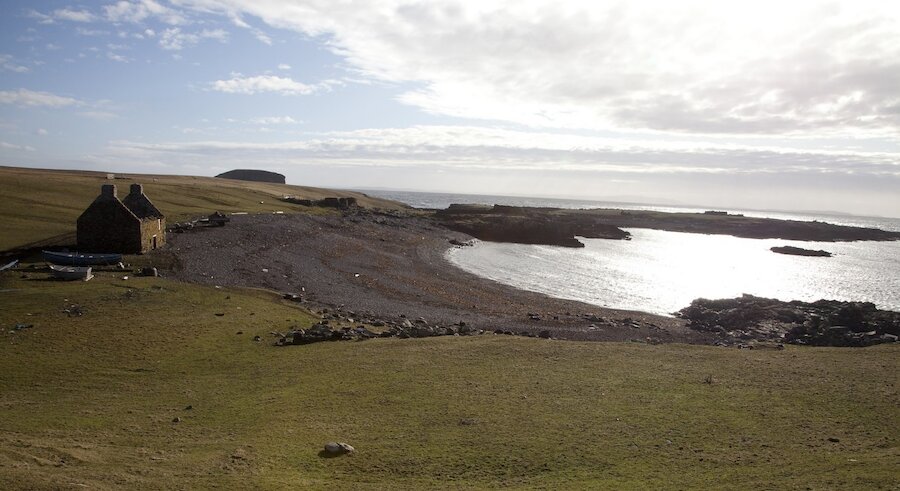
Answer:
[
  {"left": 0, "top": 166, "right": 406, "bottom": 252},
  {"left": 1, "top": 271, "right": 897, "bottom": 490}
]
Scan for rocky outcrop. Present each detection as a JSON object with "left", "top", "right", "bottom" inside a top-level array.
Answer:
[
  {"left": 273, "top": 314, "right": 483, "bottom": 346},
  {"left": 770, "top": 246, "right": 832, "bottom": 257},
  {"left": 281, "top": 196, "right": 358, "bottom": 209},
  {"left": 676, "top": 295, "right": 899, "bottom": 347},
  {"left": 436, "top": 204, "right": 630, "bottom": 247},
  {"left": 216, "top": 169, "right": 286, "bottom": 184},
  {"left": 435, "top": 204, "right": 900, "bottom": 243}
]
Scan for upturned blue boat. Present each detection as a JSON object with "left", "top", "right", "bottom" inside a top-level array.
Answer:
[{"left": 42, "top": 250, "right": 123, "bottom": 266}]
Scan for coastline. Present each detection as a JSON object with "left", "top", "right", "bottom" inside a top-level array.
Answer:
[{"left": 166, "top": 211, "right": 714, "bottom": 344}]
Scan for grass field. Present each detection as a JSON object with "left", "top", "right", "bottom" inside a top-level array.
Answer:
[
  {"left": 0, "top": 166, "right": 405, "bottom": 252},
  {"left": 1, "top": 269, "right": 897, "bottom": 489},
  {"left": 1, "top": 166, "right": 897, "bottom": 489}
]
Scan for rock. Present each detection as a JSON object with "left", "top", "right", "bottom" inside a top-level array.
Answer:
[
  {"left": 771, "top": 246, "right": 832, "bottom": 257},
  {"left": 172, "top": 417, "right": 181, "bottom": 423},
  {"left": 538, "top": 330, "right": 552, "bottom": 339},
  {"left": 828, "top": 437, "right": 840, "bottom": 443},
  {"left": 323, "top": 442, "right": 354, "bottom": 456},
  {"left": 140, "top": 267, "right": 159, "bottom": 277},
  {"left": 678, "top": 294, "right": 900, "bottom": 347}
]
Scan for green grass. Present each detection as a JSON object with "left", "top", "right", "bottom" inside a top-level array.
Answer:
[
  {"left": 1, "top": 270, "right": 897, "bottom": 489},
  {"left": 0, "top": 166, "right": 406, "bottom": 252}
]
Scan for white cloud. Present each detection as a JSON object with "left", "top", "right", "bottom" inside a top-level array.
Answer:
[
  {"left": 0, "top": 54, "right": 30, "bottom": 73},
  {"left": 173, "top": 0, "right": 900, "bottom": 138},
  {"left": 100, "top": 125, "right": 900, "bottom": 177},
  {"left": 107, "top": 52, "right": 130, "bottom": 63},
  {"left": 104, "top": 0, "right": 186, "bottom": 25},
  {"left": 0, "top": 141, "right": 36, "bottom": 152},
  {"left": 211, "top": 75, "right": 323, "bottom": 95},
  {"left": 76, "top": 27, "right": 107, "bottom": 36},
  {"left": 53, "top": 8, "right": 96, "bottom": 22},
  {"left": 36, "top": 128, "right": 49, "bottom": 135},
  {"left": 253, "top": 30, "right": 272, "bottom": 45},
  {"left": 159, "top": 28, "right": 228, "bottom": 50},
  {"left": 277, "top": 63, "right": 291, "bottom": 70},
  {"left": 248, "top": 116, "right": 299, "bottom": 125},
  {"left": 0, "top": 89, "right": 82, "bottom": 107},
  {"left": 26, "top": 9, "right": 55, "bottom": 24}
]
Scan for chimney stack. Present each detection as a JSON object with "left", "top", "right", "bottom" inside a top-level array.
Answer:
[
  {"left": 129, "top": 183, "right": 143, "bottom": 195},
  {"left": 100, "top": 184, "right": 117, "bottom": 199}
]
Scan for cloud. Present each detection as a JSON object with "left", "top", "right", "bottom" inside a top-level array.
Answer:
[
  {"left": 159, "top": 27, "right": 228, "bottom": 50},
  {"left": 211, "top": 74, "right": 329, "bottom": 95},
  {"left": 173, "top": 0, "right": 900, "bottom": 138},
  {"left": 53, "top": 8, "right": 96, "bottom": 22},
  {"left": 100, "top": 125, "right": 900, "bottom": 177},
  {"left": 36, "top": 128, "right": 49, "bottom": 135},
  {"left": 277, "top": 63, "right": 291, "bottom": 70},
  {"left": 0, "top": 89, "right": 82, "bottom": 107},
  {"left": 248, "top": 116, "right": 299, "bottom": 125},
  {"left": 0, "top": 141, "right": 36, "bottom": 152},
  {"left": 104, "top": 0, "right": 186, "bottom": 25},
  {"left": 107, "top": 52, "right": 130, "bottom": 63},
  {"left": 0, "top": 54, "right": 30, "bottom": 73}
]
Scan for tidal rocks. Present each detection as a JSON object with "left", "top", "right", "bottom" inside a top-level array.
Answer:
[
  {"left": 436, "top": 204, "right": 900, "bottom": 243},
  {"left": 770, "top": 246, "right": 832, "bottom": 257},
  {"left": 677, "top": 294, "right": 900, "bottom": 347},
  {"left": 436, "top": 204, "right": 630, "bottom": 248}
]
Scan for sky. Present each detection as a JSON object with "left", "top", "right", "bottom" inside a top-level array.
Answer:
[{"left": 1, "top": 0, "right": 899, "bottom": 217}]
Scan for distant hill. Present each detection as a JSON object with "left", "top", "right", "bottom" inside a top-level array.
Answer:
[
  {"left": 0, "top": 166, "right": 406, "bottom": 252},
  {"left": 216, "top": 169, "right": 285, "bottom": 184}
]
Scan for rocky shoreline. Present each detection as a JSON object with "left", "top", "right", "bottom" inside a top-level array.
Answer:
[
  {"left": 677, "top": 295, "right": 899, "bottom": 347},
  {"left": 165, "top": 209, "right": 898, "bottom": 348},
  {"left": 435, "top": 204, "right": 900, "bottom": 247}
]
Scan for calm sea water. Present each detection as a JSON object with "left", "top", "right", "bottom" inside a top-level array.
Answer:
[{"left": 363, "top": 189, "right": 900, "bottom": 315}]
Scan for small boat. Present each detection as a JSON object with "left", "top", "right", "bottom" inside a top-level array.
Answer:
[
  {"left": 49, "top": 264, "right": 93, "bottom": 281},
  {"left": 0, "top": 259, "right": 18, "bottom": 272},
  {"left": 42, "top": 250, "right": 123, "bottom": 266}
]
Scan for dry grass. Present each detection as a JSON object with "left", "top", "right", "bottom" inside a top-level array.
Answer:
[{"left": 0, "top": 166, "right": 406, "bottom": 252}]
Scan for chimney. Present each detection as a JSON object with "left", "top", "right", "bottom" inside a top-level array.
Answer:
[
  {"left": 100, "top": 184, "right": 117, "bottom": 199},
  {"left": 129, "top": 183, "right": 143, "bottom": 195}
]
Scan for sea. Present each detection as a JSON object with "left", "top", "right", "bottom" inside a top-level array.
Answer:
[{"left": 361, "top": 189, "right": 900, "bottom": 316}]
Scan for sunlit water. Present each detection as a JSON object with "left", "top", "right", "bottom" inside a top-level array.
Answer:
[
  {"left": 362, "top": 190, "right": 900, "bottom": 315},
  {"left": 447, "top": 229, "right": 900, "bottom": 316}
]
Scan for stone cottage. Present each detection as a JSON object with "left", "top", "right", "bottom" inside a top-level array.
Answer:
[{"left": 76, "top": 183, "right": 166, "bottom": 254}]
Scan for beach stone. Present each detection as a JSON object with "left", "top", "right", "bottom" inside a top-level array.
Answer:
[{"left": 401, "top": 319, "right": 414, "bottom": 328}]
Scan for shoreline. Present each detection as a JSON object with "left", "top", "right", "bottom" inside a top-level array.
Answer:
[{"left": 166, "top": 211, "right": 714, "bottom": 344}]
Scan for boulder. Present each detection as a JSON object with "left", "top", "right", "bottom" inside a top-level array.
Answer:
[{"left": 323, "top": 442, "right": 354, "bottom": 456}]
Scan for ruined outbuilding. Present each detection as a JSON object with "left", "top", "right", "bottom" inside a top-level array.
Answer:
[{"left": 76, "top": 183, "right": 166, "bottom": 254}]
